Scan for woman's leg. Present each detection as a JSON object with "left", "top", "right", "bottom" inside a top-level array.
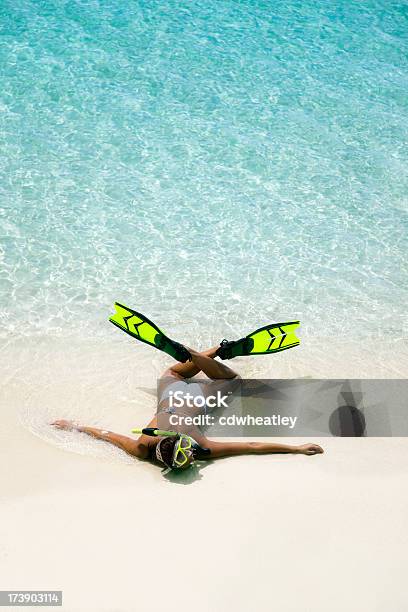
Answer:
[
  {"left": 165, "top": 347, "right": 215, "bottom": 379},
  {"left": 168, "top": 347, "right": 238, "bottom": 380},
  {"left": 188, "top": 347, "right": 238, "bottom": 379}
]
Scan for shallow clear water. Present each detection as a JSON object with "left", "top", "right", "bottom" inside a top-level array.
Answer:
[{"left": 1, "top": 0, "right": 407, "bottom": 351}]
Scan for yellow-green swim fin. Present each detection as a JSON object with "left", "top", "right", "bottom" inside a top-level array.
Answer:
[
  {"left": 216, "top": 321, "right": 300, "bottom": 360},
  {"left": 109, "top": 302, "right": 191, "bottom": 363}
]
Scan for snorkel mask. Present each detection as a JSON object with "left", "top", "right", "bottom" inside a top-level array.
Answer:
[{"left": 132, "top": 428, "right": 211, "bottom": 470}]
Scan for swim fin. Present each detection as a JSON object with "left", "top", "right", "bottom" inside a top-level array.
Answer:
[
  {"left": 216, "top": 321, "right": 300, "bottom": 360},
  {"left": 109, "top": 302, "right": 192, "bottom": 363}
]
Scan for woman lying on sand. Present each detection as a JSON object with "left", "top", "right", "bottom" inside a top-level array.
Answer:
[{"left": 52, "top": 344, "right": 323, "bottom": 472}]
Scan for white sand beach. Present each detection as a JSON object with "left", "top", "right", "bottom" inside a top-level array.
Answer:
[{"left": 1, "top": 337, "right": 408, "bottom": 612}]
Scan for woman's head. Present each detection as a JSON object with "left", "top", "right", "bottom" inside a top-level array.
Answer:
[{"left": 156, "top": 435, "right": 195, "bottom": 471}]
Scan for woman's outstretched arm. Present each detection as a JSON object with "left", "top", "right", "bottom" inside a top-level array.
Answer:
[
  {"left": 51, "top": 420, "right": 148, "bottom": 459},
  {"left": 203, "top": 439, "right": 324, "bottom": 458}
]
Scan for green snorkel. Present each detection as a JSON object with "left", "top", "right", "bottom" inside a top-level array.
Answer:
[
  {"left": 131, "top": 428, "right": 211, "bottom": 469},
  {"left": 132, "top": 428, "right": 179, "bottom": 437}
]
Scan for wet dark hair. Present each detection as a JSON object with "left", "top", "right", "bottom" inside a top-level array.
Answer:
[{"left": 157, "top": 436, "right": 178, "bottom": 467}]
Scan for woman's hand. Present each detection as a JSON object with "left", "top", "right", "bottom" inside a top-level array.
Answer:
[
  {"left": 51, "top": 419, "right": 78, "bottom": 431},
  {"left": 297, "top": 443, "right": 324, "bottom": 455}
]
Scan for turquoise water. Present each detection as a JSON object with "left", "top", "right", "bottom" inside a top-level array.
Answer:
[{"left": 1, "top": 0, "right": 407, "bottom": 349}]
